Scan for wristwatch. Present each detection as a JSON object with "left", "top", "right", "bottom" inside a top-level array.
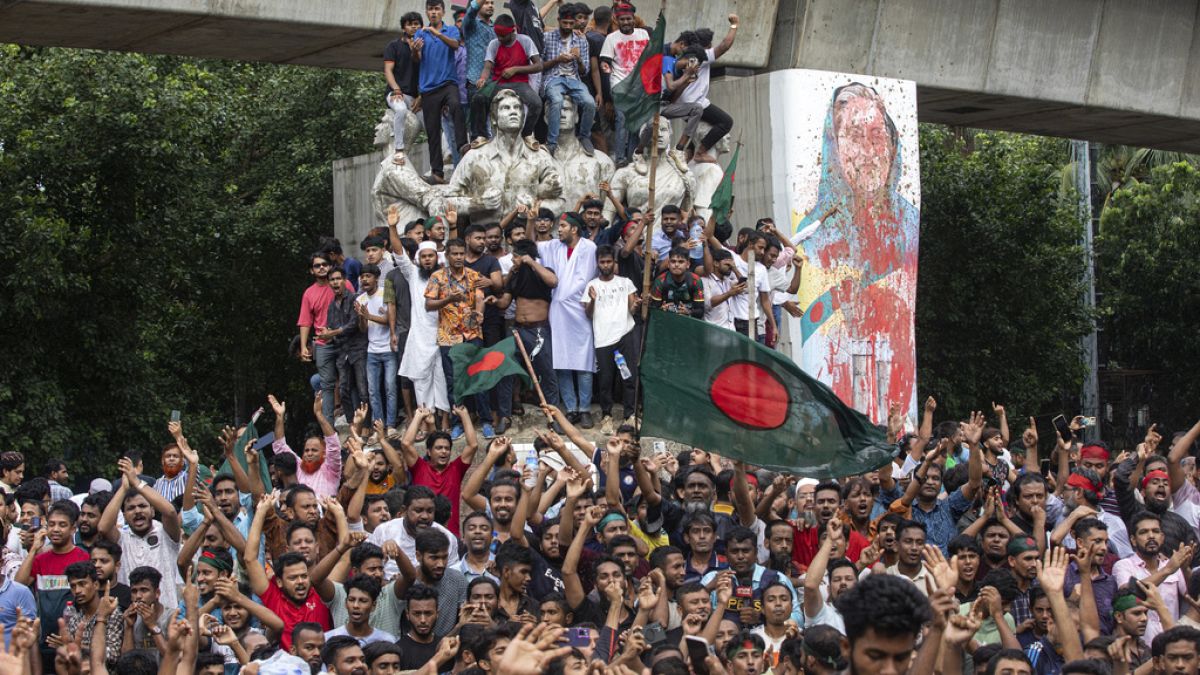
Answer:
[{"left": 148, "top": 625, "right": 162, "bottom": 635}]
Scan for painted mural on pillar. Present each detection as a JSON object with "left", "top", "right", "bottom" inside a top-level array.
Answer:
[{"left": 773, "top": 70, "right": 920, "bottom": 426}]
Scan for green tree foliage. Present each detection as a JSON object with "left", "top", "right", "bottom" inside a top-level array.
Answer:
[
  {"left": 0, "top": 46, "right": 378, "bottom": 476},
  {"left": 1096, "top": 162, "right": 1200, "bottom": 428},
  {"left": 916, "top": 127, "right": 1092, "bottom": 420}
]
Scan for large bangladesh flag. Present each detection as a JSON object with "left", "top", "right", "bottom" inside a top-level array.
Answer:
[
  {"left": 640, "top": 311, "right": 892, "bottom": 478},
  {"left": 448, "top": 337, "right": 531, "bottom": 399},
  {"left": 612, "top": 11, "right": 666, "bottom": 136}
]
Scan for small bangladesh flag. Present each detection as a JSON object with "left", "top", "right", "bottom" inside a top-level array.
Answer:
[
  {"left": 612, "top": 10, "right": 666, "bottom": 137},
  {"left": 708, "top": 144, "right": 739, "bottom": 224},
  {"left": 639, "top": 311, "right": 892, "bottom": 478},
  {"left": 447, "top": 337, "right": 531, "bottom": 399}
]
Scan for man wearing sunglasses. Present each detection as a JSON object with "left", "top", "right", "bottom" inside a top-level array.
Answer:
[{"left": 298, "top": 252, "right": 339, "bottom": 417}]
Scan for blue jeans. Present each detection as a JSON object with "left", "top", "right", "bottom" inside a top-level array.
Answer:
[
  {"left": 544, "top": 76, "right": 596, "bottom": 146},
  {"left": 366, "top": 351, "right": 398, "bottom": 427},
  {"left": 556, "top": 369, "right": 593, "bottom": 413},
  {"left": 314, "top": 344, "right": 339, "bottom": 420},
  {"left": 440, "top": 341, "right": 492, "bottom": 421}
]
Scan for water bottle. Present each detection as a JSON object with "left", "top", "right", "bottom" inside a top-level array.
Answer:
[
  {"left": 689, "top": 221, "right": 704, "bottom": 260},
  {"left": 614, "top": 351, "right": 632, "bottom": 380}
]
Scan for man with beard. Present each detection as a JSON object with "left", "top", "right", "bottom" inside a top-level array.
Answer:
[
  {"left": 397, "top": 584, "right": 441, "bottom": 669},
  {"left": 487, "top": 238, "right": 560, "bottom": 416},
  {"left": 180, "top": 473, "right": 251, "bottom": 559},
  {"left": 509, "top": 476, "right": 567, "bottom": 599},
  {"left": 1152, "top": 625, "right": 1200, "bottom": 675},
  {"left": 399, "top": 407, "right": 479, "bottom": 535},
  {"left": 310, "top": 542, "right": 402, "bottom": 636},
  {"left": 703, "top": 526, "right": 802, "bottom": 628},
  {"left": 888, "top": 424, "right": 983, "bottom": 554},
  {"left": 387, "top": 213, "right": 451, "bottom": 431},
  {"left": 793, "top": 481, "right": 870, "bottom": 568},
  {"left": 268, "top": 394, "right": 343, "bottom": 500},
  {"left": 368, "top": 485, "right": 460, "bottom": 579},
  {"left": 1116, "top": 446, "right": 1200, "bottom": 567},
  {"left": 322, "top": 265, "right": 369, "bottom": 419},
  {"left": 564, "top": 506, "right": 636, "bottom": 631},
  {"left": 539, "top": 213, "right": 598, "bottom": 428},
  {"left": 803, "top": 520, "right": 854, "bottom": 634},
  {"left": 1064, "top": 518, "right": 1117, "bottom": 635},
  {"left": 394, "top": 528, "right": 468, "bottom": 637},
  {"left": 259, "top": 484, "right": 340, "bottom": 564},
  {"left": 246, "top": 499, "right": 332, "bottom": 647},
  {"left": 321, "top": 635, "right": 368, "bottom": 675},
  {"left": 1006, "top": 472, "right": 1054, "bottom": 540},
  {"left": 454, "top": 511, "right": 498, "bottom": 581},
  {"left": 426, "top": 238, "right": 493, "bottom": 440},
  {"left": 76, "top": 491, "right": 109, "bottom": 552},
  {"left": 764, "top": 520, "right": 803, "bottom": 587},
  {"left": 1114, "top": 511, "right": 1194, "bottom": 644},
  {"left": 462, "top": 439, "right": 522, "bottom": 541},
  {"left": 834, "top": 573, "right": 933, "bottom": 675},
  {"left": 291, "top": 623, "right": 327, "bottom": 675},
  {"left": 1111, "top": 582, "right": 1155, "bottom": 668},
  {"left": 324, "top": 574, "right": 396, "bottom": 646},
  {"left": 493, "top": 540, "right": 539, "bottom": 621},
  {"left": 61, "top": 562, "right": 121, "bottom": 667},
  {"left": 298, "top": 252, "right": 337, "bottom": 415},
  {"left": 1006, "top": 535, "right": 1042, "bottom": 627},
  {"left": 97, "top": 456, "right": 183, "bottom": 612},
  {"left": 648, "top": 546, "right": 686, "bottom": 623},
  {"left": 1053, "top": 466, "right": 1132, "bottom": 557},
  {"left": 974, "top": 517, "right": 1014, "bottom": 577},
  {"left": 89, "top": 539, "right": 131, "bottom": 610}
]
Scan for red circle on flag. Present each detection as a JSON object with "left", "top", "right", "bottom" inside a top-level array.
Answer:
[
  {"left": 708, "top": 361, "right": 789, "bottom": 430},
  {"left": 641, "top": 54, "right": 664, "bottom": 95},
  {"left": 468, "top": 351, "right": 506, "bottom": 376}
]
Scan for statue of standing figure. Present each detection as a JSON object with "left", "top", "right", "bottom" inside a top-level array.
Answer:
[
  {"left": 444, "top": 89, "right": 564, "bottom": 221},
  {"left": 688, "top": 120, "right": 735, "bottom": 222},
  {"left": 603, "top": 116, "right": 696, "bottom": 234},
  {"left": 371, "top": 108, "right": 450, "bottom": 228},
  {"left": 549, "top": 97, "right": 615, "bottom": 210}
]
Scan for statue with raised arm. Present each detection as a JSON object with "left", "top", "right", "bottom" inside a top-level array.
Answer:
[
  {"left": 688, "top": 120, "right": 734, "bottom": 222},
  {"left": 550, "top": 97, "right": 615, "bottom": 209},
  {"left": 603, "top": 116, "right": 696, "bottom": 234},
  {"left": 444, "top": 89, "right": 563, "bottom": 221}
]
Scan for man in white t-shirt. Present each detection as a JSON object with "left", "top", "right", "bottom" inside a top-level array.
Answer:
[
  {"left": 720, "top": 231, "right": 774, "bottom": 343},
  {"left": 356, "top": 264, "right": 399, "bottom": 435},
  {"left": 701, "top": 248, "right": 741, "bottom": 331},
  {"left": 667, "top": 15, "right": 739, "bottom": 164},
  {"left": 583, "top": 244, "right": 640, "bottom": 434},
  {"left": 98, "top": 457, "right": 183, "bottom": 613},
  {"left": 599, "top": 3, "right": 649, "bottom": 165}
]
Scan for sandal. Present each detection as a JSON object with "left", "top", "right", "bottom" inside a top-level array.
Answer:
[
  {"left": 414, "top": 430, "right": 427, "bottom": 443},
  {"left": 391, "top": 150, "right": 407, "bottom": 165}
]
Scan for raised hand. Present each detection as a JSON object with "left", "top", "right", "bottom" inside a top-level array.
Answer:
[
  {"left": 168, "top": 419, "right": 184, "bottom": 440},
  {"left": 1022, "top": 417, "right": 1038, "bottom": 451},
  {"left": 925, "top": 396, "right": 937, "bottom": 414},
  {"left": 1145, "top": 423, "right": 1163, "bottom": 454},
  {"left": 267, "top": 394, "right": 285, "bottom": 417},
  {"left": 943, "top": 612, "right": 982, "bottom": 646},
  {"left": 354, "top": 403, "right": 369, "bottom": 427},
  {"left": 922, "top": 545, "right": 959, "bottom": 591},
  {"left": 496, "top": 623, "right": 572, "bottom": 675},
  {"left": 1037, "top": 547, "right": 1069, "bottom": 596},
  {"left": 964, "top": 411, "right": 986, "bottom": 446},
  {"left": 1169, "top": 542, "right": 1197, "bottom": 571},
  {"left": 992, "top": 402, "right": 1006, "bottom": 418}
]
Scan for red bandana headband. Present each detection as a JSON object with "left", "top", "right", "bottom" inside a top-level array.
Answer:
[
  {"left": 1142, "top": 469, "right": 1169, "bottom": 490},
  {"left": 1080, "top": 445, "right": 1110, "bottom": 462},
  {"left": 1066, "top": 472, "right": 1102, "bottom": 497},
  {"left": 494, "top": 24, "right": 516, "bottom": 36}
]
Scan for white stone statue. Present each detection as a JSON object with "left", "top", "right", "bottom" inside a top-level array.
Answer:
[
  {"left": 688, "top": 120, "right": 734, "bottom": 222},
  {"left": 372, "top": 107, "right": 452, "bottom": 175},
  {"left": 550, "top": 98, "right": 615, "bottom": 210},
  {"left": 444, "top": 89, "right": 563, "bottom": 221},
  {"left": 371, "top": 156, "right": 447, "bottom": 230},
  {"left": 603, "top": 116, "right": 696, "bottom": 234}
]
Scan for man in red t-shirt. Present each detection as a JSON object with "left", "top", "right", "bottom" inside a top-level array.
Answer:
[
  {"left": 470, "top": 14, "right": 544, "bottom": 139},
  {"left": 399, "top": 407, "right": 480, "bottom": 535},
  {"left": 249, "top": 551, "right": 331, "bottom": 650},
  {"left": 16, "top": 500, "right": 90, "bottom": 632},
  {"left": 791, "top": 481, "right": 869, "bottom": 568},
  {"left": 298, "top": 251, "right": 338, "bottom": 421}
]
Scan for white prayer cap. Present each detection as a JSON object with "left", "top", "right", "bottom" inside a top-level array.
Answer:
[{"left": 417, "top": 241, "right": 438, "bottom": 253}]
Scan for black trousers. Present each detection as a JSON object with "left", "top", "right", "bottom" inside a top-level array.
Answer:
[
  {"left": 421, "top": 82, "right": 467, "bottom": 177},
  {"left": 700, "top": 103, "right": 734, "bottom": 151},
  {"left": 595, "top": 328, "right": 640, "bottom": 417}
]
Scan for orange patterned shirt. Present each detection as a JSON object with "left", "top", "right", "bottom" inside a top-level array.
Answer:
[{"left": 424, "top": 266, "right": 484, "bottom": 345}]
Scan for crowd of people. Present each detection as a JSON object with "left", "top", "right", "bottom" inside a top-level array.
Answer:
[
  {"left": 7, "top": 3, "right": 1200, "bottom": 675},
  {"left": 383, "top": 0, "right": 736, "bottom": 179},
  {"left": 6, "top": 394, "right": 1200, "bottom": 675}
]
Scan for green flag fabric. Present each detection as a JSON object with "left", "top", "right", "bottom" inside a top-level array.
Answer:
[
  {"left": 612, "top": 11, "right": 666, "bottom": 135},
  {"left": 448, "top": 337, "right": 532, "bottom": 399},
  {"left": 708, "top": 144, "right": 739, "bottom": 224},
  {"left": 639, "top": 311, "right": 892, "bottom": 478},
  {"left": 215, "top": 410, "right": 272, "bottom": 492}
]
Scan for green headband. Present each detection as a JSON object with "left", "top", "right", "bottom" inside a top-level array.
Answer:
[
  {"left": 197, "top": 550, "right": 233, "bottom": 573},
  {"left": 1006, "top": 536, "right": 1038, "bottom": 557},
  {"left": 425, "top": 216, "right": 443, "bottom": 229},
  {"left": 1113, "top": 594, "right": 1143, "bottom": 613},
  {"left": 595, "top": 513, "right": 626, "bottom": 532}
]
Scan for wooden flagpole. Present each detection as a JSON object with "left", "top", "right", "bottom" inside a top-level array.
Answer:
[{"left": 511, "top": 330, "right": 548, "bottom": 408}]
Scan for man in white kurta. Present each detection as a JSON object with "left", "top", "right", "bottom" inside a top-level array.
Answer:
[
  {"left": 538, "top": 213, "right": 598, "bottom": 427},
  {"left": 396, "top": 242, "right": 450, "bottom": 414}
]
